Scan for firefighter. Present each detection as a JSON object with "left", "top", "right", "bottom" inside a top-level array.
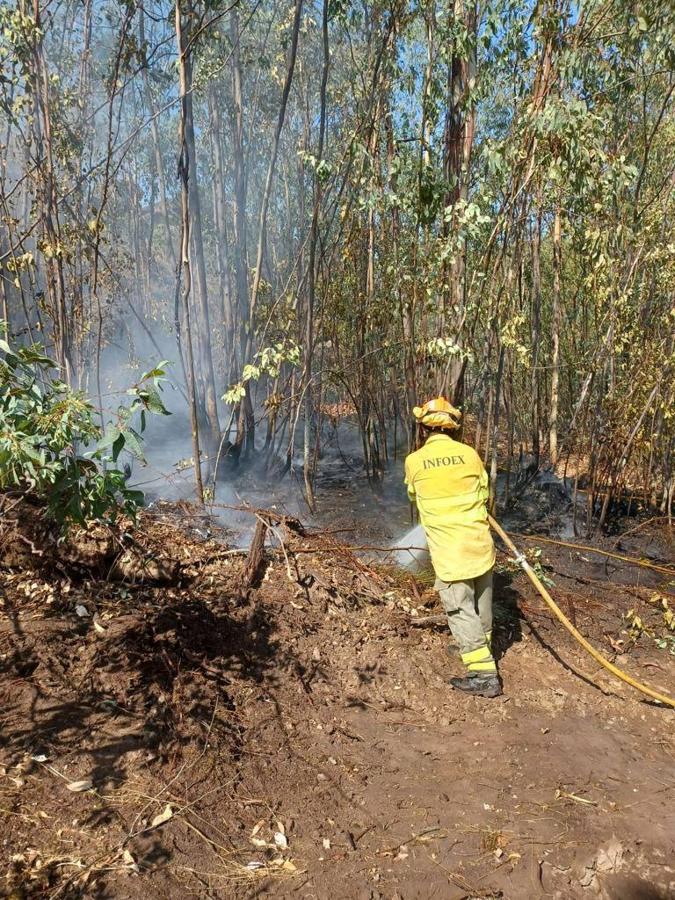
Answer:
[{"left": 404, "top": 397, "right": 501, "bottom": 698}]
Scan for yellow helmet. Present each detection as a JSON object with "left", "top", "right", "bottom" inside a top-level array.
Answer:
[{"left": 412, "top": 397, "right": 461, "bottom": 430}]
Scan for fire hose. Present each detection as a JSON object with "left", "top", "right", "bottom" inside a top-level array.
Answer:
[{"left": 487, "top": 515, "right": 675, "bottom": 709}]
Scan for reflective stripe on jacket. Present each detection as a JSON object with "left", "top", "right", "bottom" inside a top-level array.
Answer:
[{"left": 404, "top": 433, "right": 495, "bottom": 582}]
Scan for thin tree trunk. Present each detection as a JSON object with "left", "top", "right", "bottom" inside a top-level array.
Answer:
[
  {"left": 208, "top": 86, "right": 233, "bottom": 375},
  {"left": 489, "top": 343, "right": 505, "bottom": 512},
  {"left": 229, "top": 7, "right": 250, "bottom": 457},
  {"left": 176, "top": 0, "right": 221, "bottom": 470},
  {"left": 444, "top": 0, "right": 477, "bottom": 402},
  {"left": 29, "top": 0, "right": 72, "bottom": 382},
  {"left": 385, "top": 91, "right": 416, "bottom": 437},
  {"left": 303, "top": 0, "right": 329, "bottom": 510},
  {"left": 549, "top": 204, "right": 562, "bottom": 466},
  {"left": 247, "top": 0, "right": 304, "bottom": 352},
  {"left": 140, "top": 9, "right": 177, "bottom": 270},
  {"left": 176, "top": 0, "right": 204, "bottom": 502},
  {"left": 531, "top": 205, "right": 542, "bottom": 465}
]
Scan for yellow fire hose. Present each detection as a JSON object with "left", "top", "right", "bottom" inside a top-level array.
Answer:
[{"left": 488, "top": 515, "right": 675, "bottom": 709}]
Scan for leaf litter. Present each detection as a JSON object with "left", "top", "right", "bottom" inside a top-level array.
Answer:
[{"left": 0, "top": 504, "right": 673, "bottom": 897}]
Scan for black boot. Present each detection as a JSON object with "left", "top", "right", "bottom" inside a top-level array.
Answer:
[{"left": 450, "top": 673, "right": 502, "bottom": 698}]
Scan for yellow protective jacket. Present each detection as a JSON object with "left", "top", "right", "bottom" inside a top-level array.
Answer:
[{"left": 404, "top": 433, "right": 495, "bottom": 582}]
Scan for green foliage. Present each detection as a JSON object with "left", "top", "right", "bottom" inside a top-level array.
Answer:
[
  {"left": 527, "top": 548, "right": 555, "bottom": 589},
  {"left": 623, "top": 592, "right": 675, "bottom": 655},
  {"left": 224, "top": 341, "right": 301, "bottom": 404},
  {"left": 494, "top": 546, "right": 555, "bottom": 588},
  {"left": 1, "top": 0, "right": 673, "bottom": 517},
  {"left": 0, "top": 333, "right": 169, "bottom": 526},
  {"left": 98, "top": 362, "right": 171, "bottom": 464}
]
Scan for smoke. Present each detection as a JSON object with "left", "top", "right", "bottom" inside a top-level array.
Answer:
[
  {"left": 94, "top": 325, "right": 580, "bottom": 554},
  {"left": 391, "top": 524, "right": 429, "bottom": 568}
]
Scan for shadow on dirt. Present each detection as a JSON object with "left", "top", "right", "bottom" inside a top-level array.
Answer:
[
  {"left": 496, "top": 566, "right": 625, "bottom": 698},
  {"left": 492, "top": 569, "right": 524, "bottom": 661},
  {"left": 493, "top": 566, "right": 607, "bottom": 691},
  {"left": 0, "top": 587, "right": 300, "bottom": 788}
]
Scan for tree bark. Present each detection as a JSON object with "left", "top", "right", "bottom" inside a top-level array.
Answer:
[
  {"left": 247, "top": 0, "right": 304, "bottom": 352},
  {"left": 176, "top": 0, "right": 221, "bottom": 470},
  {"left": 489, "top": 343, "right": 504, "bottom": 512},
  {"left": 207, "top": 85, "right": 233, "bottom": 374},
  {"left": 29, "top": 0, "right": 72, "bottom": 382},
  {"left": 549, "top": 204, "right": 562, "bottom": 466},
  {"left": 443, "top": 0, "right": 478, "bottom": 402},
  {"left": 531, "top": 205, "right": 542, "bottom": 464},
  {"left": 228, "top": 7, "right": 250, "bottom": 458},
  {"left": 175, "top": 0, "right": 205, "bottom": 502},
  {"left": 303, "top": 0, "right": 329, "bottom": 510},
  {"left": 140, "top": 9, "right": 177, "bottom": 270}
]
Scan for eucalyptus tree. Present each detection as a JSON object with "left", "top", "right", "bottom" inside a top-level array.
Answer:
[{"left": 0, "top": 0, "right": 672, "bottom": 524}]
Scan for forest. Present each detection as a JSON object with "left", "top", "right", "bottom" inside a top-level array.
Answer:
[
  {"left": 1, "top": 0, "right": 673, "bottom": 519},
  {"left": 0, "top": 0, "right": 674, "bottom": 897}
]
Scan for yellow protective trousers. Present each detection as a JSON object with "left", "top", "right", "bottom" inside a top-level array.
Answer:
[{"left": 436, "top": 569, "right": 497, "bottom": 674}]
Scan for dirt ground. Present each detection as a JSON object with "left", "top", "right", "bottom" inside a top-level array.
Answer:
[{"left": 0, "top": 503, "right": 674, "bottom": 900}]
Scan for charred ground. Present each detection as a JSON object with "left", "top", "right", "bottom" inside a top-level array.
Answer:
[{"left": 0, "top": 499, "right": 673, "bottom": 900}]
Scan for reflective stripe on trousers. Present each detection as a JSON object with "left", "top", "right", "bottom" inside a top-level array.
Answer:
[{"left": 436, "top": 568, "right": 496, "bottom": 674}]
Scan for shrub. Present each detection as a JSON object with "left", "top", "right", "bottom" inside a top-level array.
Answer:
[{"left": 0, "top": 333, "right": 169, "bottom": 526}]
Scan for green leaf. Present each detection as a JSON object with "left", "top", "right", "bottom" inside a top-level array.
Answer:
[
  {"left": 144, "top": 386, "right": 169, "bottom": 415},
  {"left": 112, "top": 433, "right": 125, "bottom": 462},
  {"left": 122, "top": 428, "right": 145, "bottom": 462},
  {"left": 98, "top": 425, "right": 120, "bottom": 451},
  {"left": 140, "top": 361, "right": 169, "bottom": 381}
]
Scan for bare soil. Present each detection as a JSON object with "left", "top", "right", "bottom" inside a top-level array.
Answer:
[{"left": 0, "top": 504, "right": 674, "bottom": 900}]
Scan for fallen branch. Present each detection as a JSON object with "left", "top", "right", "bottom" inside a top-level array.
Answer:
[
  {"left": 511, "top": 532, "right": 674, "bottom": 577},
  {"left": 409, "top": 614, "right": 446, "bottom": 628}
]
